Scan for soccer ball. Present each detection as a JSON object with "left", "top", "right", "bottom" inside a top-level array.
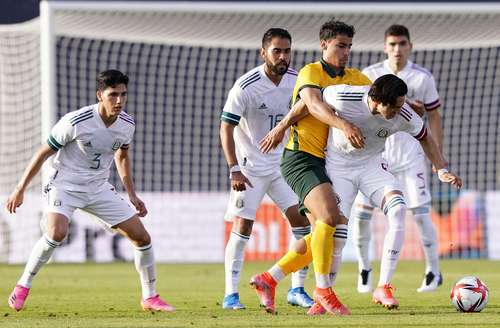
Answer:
[{"left": 450, "top": 276, "right": 489, "bottom": 312}]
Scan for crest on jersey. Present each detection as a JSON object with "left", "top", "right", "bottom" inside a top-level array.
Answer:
[
  {"left": 112, "top": 140, "right": 121, "bottom": 150},
  {"left": 235, "top": 198, "right": 244, "bottom": 208},
  {"left": 376, "top": 128, "right": 389, "bottom": 138}
]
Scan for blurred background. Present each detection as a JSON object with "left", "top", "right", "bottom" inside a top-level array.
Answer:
[{"left": 0, "top": 0, "right": 499, "bottom": 265}]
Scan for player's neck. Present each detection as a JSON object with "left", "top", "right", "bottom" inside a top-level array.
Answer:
[
  {"left": 388, "top": 60, "right": 407, "bottom": 74},
  {"left": 263, "top": 67, "right": 283, "bottom": 86},
  {"left": 98, "top": 104, "right": 119, "bottom": 127}
]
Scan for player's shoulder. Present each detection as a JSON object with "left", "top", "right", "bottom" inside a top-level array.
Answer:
[
  {"left": 285, "top": 67, "right": 298, "bottom": 77},
  {"left": 362, "top": 61, "right": 385, "bottom": 74},
  {"left": 63, "top": 104, "right": 97, "bottom": 126},
  {"left": 118, "top": 111, "right": 136, "bottom": 128},
  {"left": 299, "top": 61, "right": 322, "bottom": 74},
  {"left": 408, "top": 62, "right": 434, "bottom": 79},
  {"left": 398, "top": 104, "right": 416, "bottom": 122},
  {"left": 235, "top": 66, "right": 262, "bottom": 90},
  {"left": 344, "top": 67, "right": 372, "bottom": 84}
]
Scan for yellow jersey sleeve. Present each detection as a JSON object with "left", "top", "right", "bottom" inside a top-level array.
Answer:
[{"left": 292, "top": 64, "right": 322, "bottom": 104}]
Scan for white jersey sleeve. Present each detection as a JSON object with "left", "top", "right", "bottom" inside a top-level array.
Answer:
[
  {"left": 47, "top": 112, "right": 80, "bottom": 151},
  {"left": 221, "top": 85, "right": 250, "bottom": 125},
  {"left": 399, "top": 105, "right": 427, "bottom": 140},
  {"left": 423, "top": 74, "right": 440, "bottom": 111}
]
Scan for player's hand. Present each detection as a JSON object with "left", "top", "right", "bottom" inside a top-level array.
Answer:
[
  {"left": 259, "top": 126, "right": 286, "bottom": 154},
  {"left": 438, "top": 171, "right": 462, "bottom": 189},
  {"left": 130, "top": 194, "right": 148, "bottom": 217},
  {"left": 407, "top": 99, "right": 425, "bottom": 117},
  {"left": 5, "top": 188, "right": 24, "bottom": 214},
  {"left": 342, "top": 121, "right": 365, "bottom": 149},
  {"left": 231, "top": 171, "right": 253, "bottom": 192}
]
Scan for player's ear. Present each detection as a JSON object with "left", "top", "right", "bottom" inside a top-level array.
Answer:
[
  {"left": 96, "top": 90, "right": 102, "bottom": 102},
  {"left": 320, "top": 39, "right": 327, "bottom": 50},
  {"left": 260, "top": 47, "right": 266, "bottom": 59}
]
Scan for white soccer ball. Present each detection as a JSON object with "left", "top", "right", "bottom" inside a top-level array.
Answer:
[{"left": 450, "top": 276, "right": 489, "bottom": 312}]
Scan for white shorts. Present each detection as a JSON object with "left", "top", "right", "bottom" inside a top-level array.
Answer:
[
  {"left": 224, "top": 170, "right": 298, "bottom": 221},
  {"left": 354, "top": 154, "right": 430, "bottom": 209},
  {"left": 327, "top": 156, "right": 402, "bottom": 218},
  {"left": 44, "top": 182, "right": 137, "bottom": 228}
]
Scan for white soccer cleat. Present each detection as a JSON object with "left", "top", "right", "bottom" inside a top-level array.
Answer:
[
  {"left": 357, "top": 269, "right": 373, "bottom": 293},
  {"left": 417, "top": 271, "right": 443, "bottom": 293}
]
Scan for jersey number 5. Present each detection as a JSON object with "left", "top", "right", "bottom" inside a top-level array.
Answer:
[
  {"left": 269, "top": 114, "right": 284, "bottom": 131},
  {"left": 90, "top": 153, "right": 102, "bottom": 169}
]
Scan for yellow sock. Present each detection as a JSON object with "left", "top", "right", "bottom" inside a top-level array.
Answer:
[
  {"left": 311, "top": 221, "right": 335, "bottom": 275},
  {"left": 277, "top": 234, "right": 312, "bottom": 275}
]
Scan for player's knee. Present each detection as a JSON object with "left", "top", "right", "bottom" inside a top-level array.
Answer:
[
  {"left": 46, "top": 224, "right": 68, "bottom": 242},
  {"left": 292, "top": 238, "right": 308, "bottom": 254},
  {"left": 133, "top": 231, "right": 151, "bottom": 247},
  {"left": 232, "top": 217, "right": 253, "bottom": 236}
]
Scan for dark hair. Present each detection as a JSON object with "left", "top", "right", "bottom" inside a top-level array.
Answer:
[
  {"left": 96, "top": 69, "right": 129, "bottom": 91},
  {"left": 384, "top": 24, "right": 411, "bottom": 41},
  {"left": 262, "top": 28, "right": 292, "bottom": 48},
  {"left": 319, "top": 19, "right": 355, "bottom": 41},
  {"left": 368, "top": 74, "right": 408, "bottom": 106}
]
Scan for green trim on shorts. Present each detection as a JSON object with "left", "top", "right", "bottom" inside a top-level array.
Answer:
[{"left": 280, "top": 149, "right": 331, "bottom": 215}]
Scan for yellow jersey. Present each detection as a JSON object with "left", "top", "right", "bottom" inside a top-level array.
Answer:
[{"left": 286, "top": 59, "right": 372, "bottom": 158}]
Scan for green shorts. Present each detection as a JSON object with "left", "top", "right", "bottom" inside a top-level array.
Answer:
[{"left": 280, "top": 149, "right": 331, "bottom": 215}]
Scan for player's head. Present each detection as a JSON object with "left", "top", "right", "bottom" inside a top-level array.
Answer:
[
  {"left": 96, "top": 70, "right": 129, "bottom": 116},
  {"left": 384, "top": 24, "right": 412, "bottom": 67},
  {"left": 319, "top": 19, "right": 355, "bottom": 68},
  {"left": 369, "top": 74, "right": 408, "bottom": 119},
  {"left": 261, "top": 28, "right": 292, "bottom": 76}
]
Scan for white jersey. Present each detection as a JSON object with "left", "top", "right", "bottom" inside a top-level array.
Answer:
[
  {"left": 322, "top": 84, "right": 427, "bottom": 166},
  {"left": 47, "top": 103, "right": 135, "bottom": 192},
  {"left": 221, "top": 64, "right": 297, "bottom": 176},
  {"left": 362, "top": 60, "right": 440, "bottom": 171}
]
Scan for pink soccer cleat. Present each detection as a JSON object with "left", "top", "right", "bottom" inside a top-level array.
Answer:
[
  {"left": 372, "top": 284, "right": 399, "bottom": 310},
  {"left": 8, "top": 284, "right": 30, "bottom": 312},
  {"left": 313, "top": 287, "right": 351, "bottom": 316},
  {"left": 141, "top": 295, "right": 175, "bottom": 312},
  {"left": 249, "top": 272, "right": 277, "bottom": 314},
  {"left": 306, "top": 301, "right": 327, "bottom": 316}
]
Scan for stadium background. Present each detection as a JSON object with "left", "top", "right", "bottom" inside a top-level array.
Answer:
[{"left": 0, "top": 1, "right": 499, "bottom": 265}]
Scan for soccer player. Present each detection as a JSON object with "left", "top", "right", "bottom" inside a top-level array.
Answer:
[
  {"left": 6, "top": 70, "right": 174, "bottom": 312},
  {"left": 352, "top": 25, "right": 445, "bottom": 294},
  {"left": 254, "top": 74, "right": 461, "bottom": 312},
  {"left": 220, "top": 28, "right": 313, "bottom": 311},
  {"left": 252, "top": 19, "right": 370, "bottom": 315}
]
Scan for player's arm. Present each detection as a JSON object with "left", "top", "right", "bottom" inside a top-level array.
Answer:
[
  {"left": 259, "top": 99, "right": 309, "bottom": 153},
  {"left": 6, "top": 144, "right": 56, "bottom": 213},
  {"left": 427, "top": 107, "right": 443, "bottom": 152},
  {"left": 219, "top": 121, "right": 253, "bottom": 191},
  {"left": 114, "top": 147, "right": 147, "bottom": 217},
  {"left": 418, "top": 132, "right": 461, "bottom": 188},
  {"left": 300, "top": 87, "right": 365, "bottom": 148}
]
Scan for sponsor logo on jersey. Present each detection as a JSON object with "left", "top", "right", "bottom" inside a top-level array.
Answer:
[
  {"left": 54, "top": 200, "right": 61, "bottom": 207},
  {"left": 258, "top": 103, "right": 268, "bottom": 110},
  {"left": 376, "top": 128, "right": 389, "bottom": 138}
]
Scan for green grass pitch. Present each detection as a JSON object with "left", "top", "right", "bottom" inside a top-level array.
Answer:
[{"left": 1, "top": 260, "right": 499, "bottom": 327}]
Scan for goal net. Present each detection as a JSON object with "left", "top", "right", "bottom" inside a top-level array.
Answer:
[{"left": 1, "top": 1, "right": 499, "bottom": 263}]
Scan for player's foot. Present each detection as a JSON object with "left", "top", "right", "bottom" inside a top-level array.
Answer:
[
  {"left": 313, "top": 287, "right": 351, "bottom": 316},
  {"left": 8, "top": 284, "right": 30, "bottom": 312},
  {"left": 222, "top": 292, "right": 245, "bottom": 310},
  {"left": 417, "top": 271, "right": 443, "bottom": 293},
  {"left": 357, "top": 269, "right": 373, "bottom": 293},
  {"left": 141, "top": 295, "right": 175, "bottom": 312},
  {"left": 306, "top": 301, "right": 327, "bottom": 315},
  {"left": 287, "top": 287, "right": 314, "bottom": 308},
  {"left": 249, "top": 272, "right": 277, "bottom": 314},
  {"left": 372, "top": 284, "right": 399, "bottom": 309}
]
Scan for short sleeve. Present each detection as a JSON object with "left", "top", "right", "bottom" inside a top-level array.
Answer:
[
  {"left": 121, "top": 126, "right": 135, "bottom": 149},
  {"left": 292, "top": 65, "right": 322, "bottom": 103},
  {"left": 423, "top": 75, "right": 441, "bottom": 111},
  {"left": 321, "top": 85, "right": 340, "bottom": 107},
  {"left": 221, "top": 85, "right": 250, "bottom": 125},
  {"left": 47, "top": 115, "right": 75, "bottom": 151},
  {"left": 400, "top": 105, "right": 427, "bottom": 140}
]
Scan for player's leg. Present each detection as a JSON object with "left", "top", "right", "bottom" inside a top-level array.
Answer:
[
  {"left": 351, "top": 192, "right": 375, "bottom": 293},
  {"left": 8, "top": 185, "right": 76, "bottom": 312},
  {"left": 224, "top": 174, "right": 267, "bottom": 309},
  {"left": 267, "top": 174, "right": 313, "bottom": 308},
  {"left": 86, "top": 185, "right": 173, "bottom": 312},
  {"left": 395, "top": 163, "right": 441, "bottom": 292},
  {"left": 361, "top": 160, "right": 406, "bottom": 309}
]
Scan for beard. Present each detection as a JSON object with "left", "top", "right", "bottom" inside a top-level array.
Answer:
[{"left": 267, "top": 60, "right": 289, "bottom": 76}]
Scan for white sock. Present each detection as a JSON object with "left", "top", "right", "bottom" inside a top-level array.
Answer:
[
  {"left": 352, "top": 206, "right": 374, "bottom": 272},
  {"left": 134, "top": 243, "right": 157, "bottom": 300},
  {"left": 18, "top": 234, "right": 61, "bottom": 288},
  {"left": 224, "top": 231, "right": 249, "bottom": 295},
  {"left": 268, "top": 264, "right": 286, "bottom": 282},
  {"left": 412, "top": 206, "right": 440, "bottom": 274},
  {"left": 290, "top": 226, "right": 311, "bottom": 289},
  {"left": 329, "top": 224, "right": 348, "bottom": 286},
  {"left": 379, "top": 196, "right": 406, "bottom": 286}
]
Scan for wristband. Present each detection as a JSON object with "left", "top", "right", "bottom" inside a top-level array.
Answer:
[
  {"left": 229, "top": 165, "right": 241, "bottom": 178},
  {"left": 437, "top": 168, "right": 449, "bottom": 182}
]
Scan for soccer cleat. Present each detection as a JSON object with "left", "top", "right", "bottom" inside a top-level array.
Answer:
[
  {"left": 312, "top": 287, "right": 351, "bottom": 316},
  {"left": 417, "top": 271, "right": 443, "bottom": 293},
  {"left": 357, "top": 269, "right": 373, "bottom": 293},
  {"left": 8, "top": 284, "right": 30, "bottom": 312},
  {"left": 306, "top": 301, "right": 327, "bottom": 315},
  {"left": 287, "top": 287, "right": 314, "bottom": 308},
  {"left": 141, "top": 295, "right": 175, "bottom": 312},
  {"left": 372, "top": 284, "right": 399, "bottom": 309},
  {"left": 249, "top": 272, "right": 277, "bottom": 314},
  {"left": 222, "top": 293, "right": 245, "bottom": 310}
]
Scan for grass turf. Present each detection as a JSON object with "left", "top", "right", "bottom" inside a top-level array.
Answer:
[{"left": 1, "top": 260, "right": 499, "bottom": 327}]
